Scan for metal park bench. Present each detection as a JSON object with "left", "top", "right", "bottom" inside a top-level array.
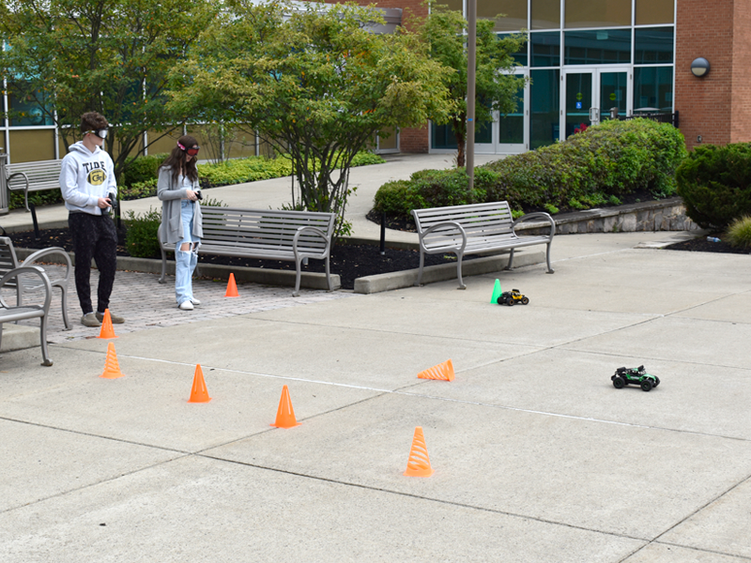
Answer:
[
  {"left": 0, "top": 265, "right": 54, "bottom": 366},
  {"left": 0, "top": 236, "right": 72, "bottom": 330},
  {"left": 5, "top": 159, "right": 63, "bottom": 212},
  {"left": 412, "top": 201, "right": 556, "bottom": 289},
  {"left": 159, "top": 206, "right": 336, "bottom": 297}
]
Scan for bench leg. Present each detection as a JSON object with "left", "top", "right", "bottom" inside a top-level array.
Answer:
[
  {"left": 505, "top": 248, "right": 515, "bottom": 270},
  {"left": 545, "top": 241, "right": 555, "bottom": 274},
  {"left": 456, "top": 253, "right": 466, "bottom": 290},
  {"left": 293, "top": 263, "right": 302, "bottom": 297},
  {"left": 59, "top": 286, "right": 71, "bottom": 330},
  {"left": 415, "top": 251, "right": 425, "bottom": 286},
  {"left": 39, "top": 315, "right": 52, "bottom": 366},
  {"left": 159, "top": 250, "right": 167, "bottom": 284},
  {"left": 325, "top": 256, "right": 333, "bottom": 292}
]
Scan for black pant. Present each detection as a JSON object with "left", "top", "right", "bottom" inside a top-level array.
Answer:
[{"left": 68, "top": 212, "right": 118, "bottom": 315}]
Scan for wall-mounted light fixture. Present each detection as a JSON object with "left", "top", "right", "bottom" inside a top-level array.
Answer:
[{"left": 691, "top": 57, "right": 710, "bottom": 77}]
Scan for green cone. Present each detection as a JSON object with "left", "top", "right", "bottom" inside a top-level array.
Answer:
[{"left": 490, "top": 279, "right": 502, "bottom": 304}]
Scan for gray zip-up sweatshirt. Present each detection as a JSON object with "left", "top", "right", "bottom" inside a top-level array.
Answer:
[{"left": 58, "top": 141, "right": 117, "bottom": 215}]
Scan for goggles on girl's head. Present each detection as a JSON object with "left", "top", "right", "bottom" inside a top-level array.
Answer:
[
  {"left": 84, "top": 129, "right": 108, "bottom": 139},
  {"left": 177, "top": 141, "right": 200, "bottom": 156}
]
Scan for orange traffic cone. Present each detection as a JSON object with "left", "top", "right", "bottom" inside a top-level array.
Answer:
[
  {"left": 97, "top": 309, "right": 117, "bottom": 339},
  {"left": 417, "top": 359, "right": 455, "bottom": 381},
  {"left": 271, "top": 385, "right": 300, "bottom": 428},
  {"left": 225, "top": 273, "right": 239, "bottom": 297},
  {"left": 404, "top": 426, "right": 434, "bottom": 477},
  {"left": 100, "top": 342, "right": 124, "bottom": 379},
  {"left": 188, "top": 364, "right": 211, "bottom": 403}
]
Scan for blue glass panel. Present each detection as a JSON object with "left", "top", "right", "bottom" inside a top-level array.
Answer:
[
  {"left": 634, "top": 66, "right": 673, "bottom": 112},
  {"left": 564, "top": 29, "right": 631, "bottom": 65},
  {"left": 497, "top": 34, "right": 528, "bottom": 66},
  {"left": 431, "top": 122, "right": 458, "bottom": 149},
  {"left": 634, "top": 27, "right": 674, "bottom": 64},
  {"left": 530, "top": 69, "right": 559, "bottom": 149},
  {"left": 531, "top": 32, "right": 560, "bottom": 67}
]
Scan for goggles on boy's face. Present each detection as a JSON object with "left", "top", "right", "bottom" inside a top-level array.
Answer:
[
  {"left": 177, "top": 141, "right": 200, "bottom": 156},
  {"left": 84, "top": 129, "right": 108, "bottom": 139}
]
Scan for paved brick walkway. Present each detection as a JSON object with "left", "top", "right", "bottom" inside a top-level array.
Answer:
[{"left": 12, "top": 264, "right": 355, "bottom": 344}]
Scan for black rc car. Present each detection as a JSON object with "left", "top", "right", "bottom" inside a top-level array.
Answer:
[
  {"left": 611, "top": 366, "right": 660, "bottom": 392},
  {"left": 497, "top": 289, "right": 529, "bottom": 306}
]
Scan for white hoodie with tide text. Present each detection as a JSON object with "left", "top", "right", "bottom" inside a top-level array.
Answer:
[{"left": 59, "top": 141, "right": 117, "bottom": 215}]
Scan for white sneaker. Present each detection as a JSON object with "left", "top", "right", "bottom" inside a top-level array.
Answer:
[
  {"left": 190, "top": 297, "right": 201, "bottom": 305},
  {"left": 178, "top": 301, "right": 194, "bottom": 311}
]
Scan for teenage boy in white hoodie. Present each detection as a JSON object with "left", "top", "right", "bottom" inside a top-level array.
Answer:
[{"left": 59, "top": 112, "right": 124, "bottom": 328}]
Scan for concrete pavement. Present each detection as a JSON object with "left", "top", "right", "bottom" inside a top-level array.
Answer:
[{"left": 1, "top": 155, "right": 751, "bottom": 561}]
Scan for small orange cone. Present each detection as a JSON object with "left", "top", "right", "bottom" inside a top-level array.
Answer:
[
  {"left": 97, "top": 309, "right": 117, "bottom": 339},
  {"left": 417, "top": 359, "right": 455, "bottom": 381},
  {"left": 100, "top": 342, "right": 125, "bottom": 379},
  {"left": 271, "top": 385, "right": 300, "bottom": 428},
  {"left": 188, "top": 364, "right": 211, "bottom": 403},
  {"left": 225, "top": 273, "right": 239, "bottom": 297},
  {"left": 404, "top": 426, "right": 434, "bottom": 477}
]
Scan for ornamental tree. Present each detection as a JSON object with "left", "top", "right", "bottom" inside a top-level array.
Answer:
[
  {"left": 415, "top": 1, "right": 527, "bottom": 167},
  {"left": 170, "top": 0, "right": 453, "bottom": 235},
  {"left": 0, "top": 0, "right": 218, "bottom": 179}
]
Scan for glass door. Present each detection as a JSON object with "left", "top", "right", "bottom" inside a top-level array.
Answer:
[
  {"left": 563, "top": 68, "right": 630, "bottom": 140},
  {"left": 475, "top": 72, "right": 528, "bottom": 155}
]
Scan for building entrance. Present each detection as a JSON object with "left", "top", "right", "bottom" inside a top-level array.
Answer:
[{"left": 563, "top": 67, "right": 629, "bottom": 139}]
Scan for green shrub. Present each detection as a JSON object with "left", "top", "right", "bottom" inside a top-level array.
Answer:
[
  {"left": 373, "top": 168, "right": 487, "bottom": 216},
  {"left": 724, "top": 215, "right": 751, "bottom": 249},
  {"left": 374, "top": 119, "right": 686, "bottom": 221},
  {"left": 121, "top": 153, "right": 168, "bottom": 187},
  {"left": 676, "top": 143, "right": 751, "bottom": 229},
  {"left": 124, "top": 208, "right": 161, "bottom": 258},
  {"left": 9, "top": 189, "right": 63, "bottom": 211},
  {"left": 120, "top": 179, "right": 158, "bottom": 201}
]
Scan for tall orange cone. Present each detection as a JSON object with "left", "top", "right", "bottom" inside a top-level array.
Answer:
[
  {"left": 97, "top": 309, "right": 117, "bottom": 339},
  {"left": 404, "top": 426, "right": 434, "bottom": 477},
  {"left": 417, "top": 359, "right": 455, "bottom": 381},
  {"left": 100, "top": 342, "right": 125, "bottom": 379},
  {"left": 271, "top": 385, "right": 300, "bottom": 428},
  {"left": 225, "top": 273, "right": 239, "bottom": 297},
  {"left": 188, "top": 364, "right": 211, "bottom": 403}
]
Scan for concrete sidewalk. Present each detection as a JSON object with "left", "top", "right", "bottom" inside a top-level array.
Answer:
[
  {"left": 2, "top": 154, "right": 751, "bottom": 561},
  {"left": 2, "top": 229, "right": 750, "bottom": 562}
]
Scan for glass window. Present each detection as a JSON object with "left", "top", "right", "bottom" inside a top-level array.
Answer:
[
  {"left": 8, "top": 82, "right": 54, "bottom": 127},
  {"left": 564, "top": 29, "right": 631, "bottom": 65},
  {"left": 431, "top": 122, "right": 458, "bottom": 149},
  {"left": 565, "top": 0, "right": 631, "bottom": 28},
  {"left": 532, "top": 0, "right": 560, "bottom": 30},
  {"left": 499, "top": 81, "right": 525, "bottom": 144},
  {"left": 497, "top": 34, "right": 528, "bottom": 66},
  {"left": 478, "top": 0, "right": 527, "bottom": 32},
  {"left": 636, "top": 0, "right": 674, "bottom": 25},
  {"left": 634, "top": 27, "right": 673, "bottom": 64},
  {"left": 530, "top": 68, "right": 559, "bottom": 149},
  {"left": 531, "top": 32, "right": 560, "bottom": 67},
  {"left": 634, "top": 66, "right": 673, "bottom": 112}
]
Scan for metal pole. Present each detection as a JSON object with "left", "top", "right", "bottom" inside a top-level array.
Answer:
[{"left": 466, "top": 0, "right": 477, "bottom": 190}]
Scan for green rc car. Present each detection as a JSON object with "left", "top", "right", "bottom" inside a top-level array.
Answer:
[
  {"left": 497, "top": 289, "right": 529, "bottom": 306},
  {"left": 611, "top": 366, "right": 660, "bottom": 392}
]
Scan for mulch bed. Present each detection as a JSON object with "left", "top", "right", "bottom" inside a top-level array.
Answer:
[
  {"left": 7, "top": 224, "right": 747, "bottom": 292},
  {"left": 4, "top": 227, "right": 464, "bottom": 290}
]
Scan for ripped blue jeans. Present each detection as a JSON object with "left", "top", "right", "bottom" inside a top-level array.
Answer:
[{"left": 175, "top": 199, "right": 200, "bottom": 305}]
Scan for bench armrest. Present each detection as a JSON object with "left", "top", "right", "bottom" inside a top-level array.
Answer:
[
  {"left": 0, "top": 265, "right": 52, "bottom": 310},
  {"left": 6, "top": 171, "right": 30, "bottom": 192},
  {"left": 418, "top": 220, "right": 468, "bottom": 254},
  {"left": 21, "top": 247, "right": 72, "bottom": 284},
  {"left": 511, "top": 212, "right": 556, "bottom": 238},
  {"left": 292, "top": 226, "right": 332, "bottom": 258}
]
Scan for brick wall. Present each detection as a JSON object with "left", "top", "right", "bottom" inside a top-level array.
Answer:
[{"left": 676, "top": 0, "right": 751, "bottom": 151}]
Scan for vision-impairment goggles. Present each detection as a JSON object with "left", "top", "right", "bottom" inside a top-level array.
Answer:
[
  {"left": 84, "top": 129, "right": 108, "bottom": 139},
  {"left": 177, "top": 142, "right": 200, "bottom": 156}
]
